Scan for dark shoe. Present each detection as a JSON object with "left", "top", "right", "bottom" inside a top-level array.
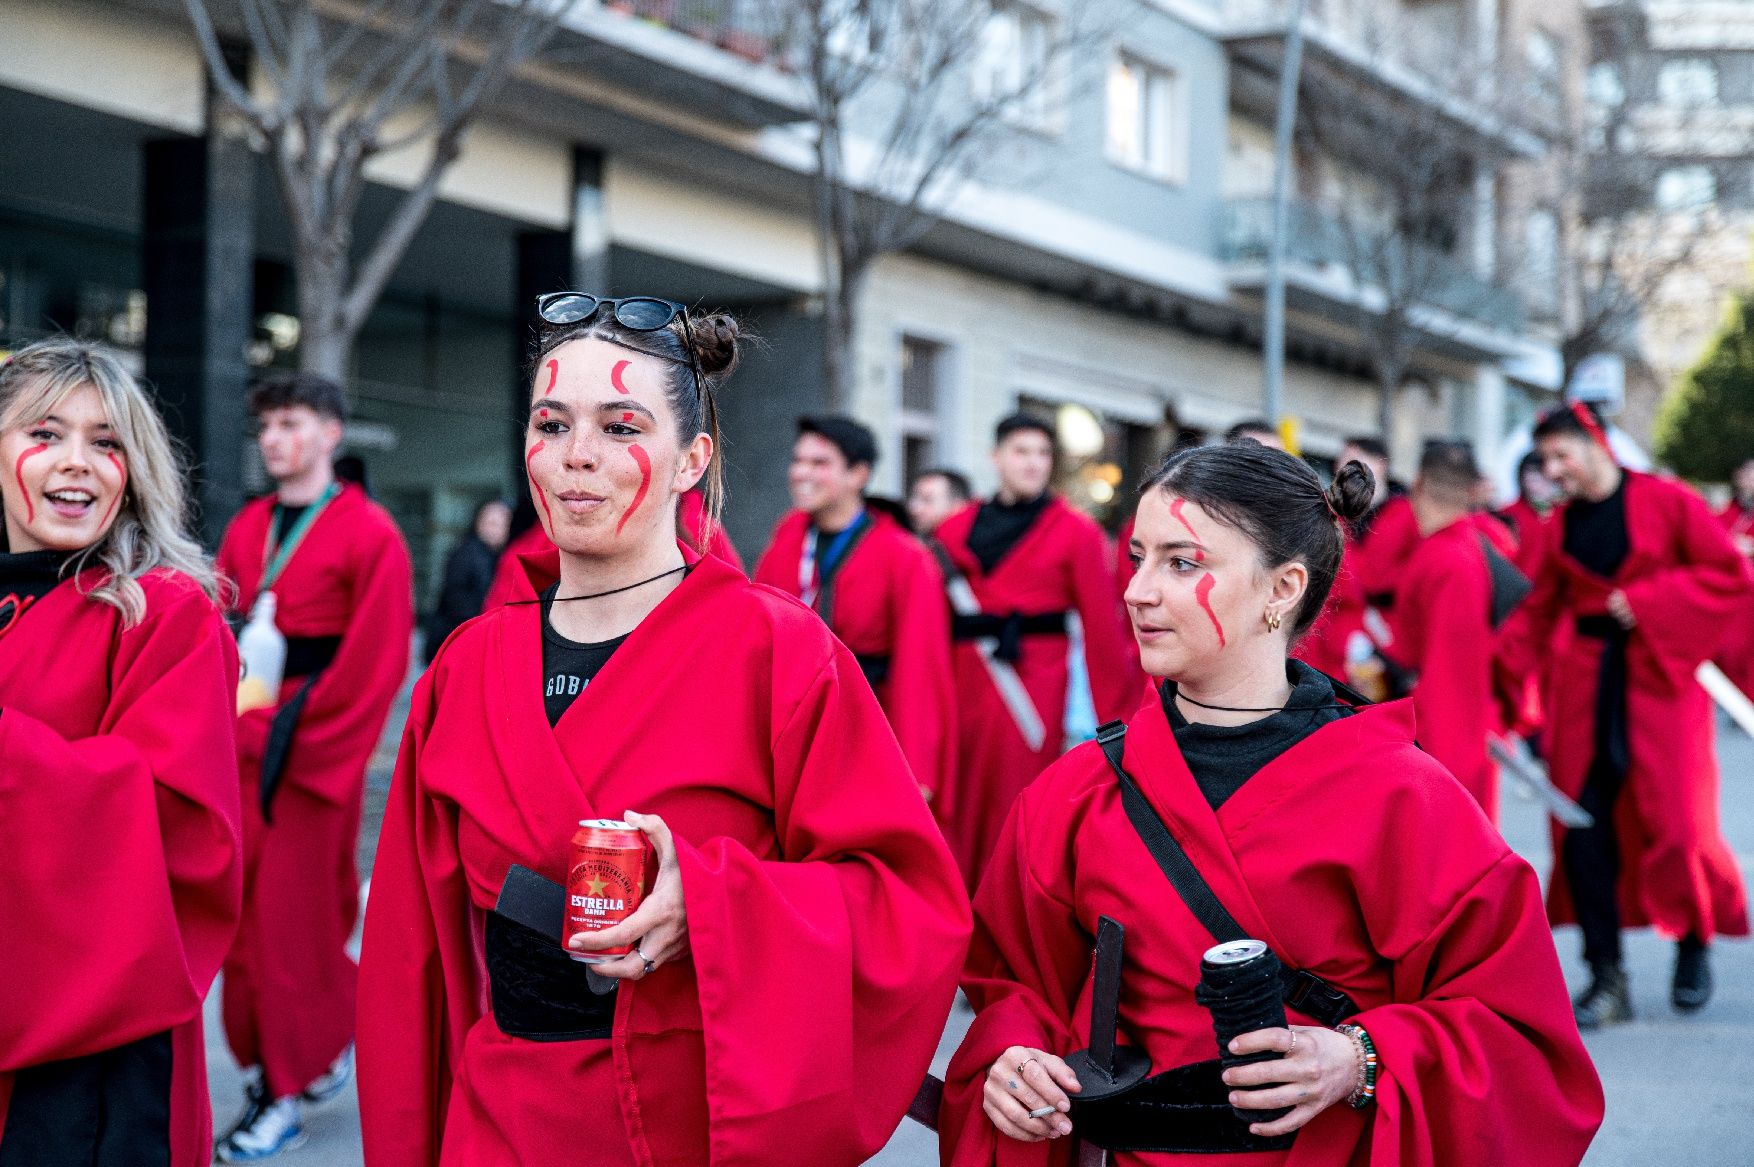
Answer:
[
  {"left": 1573, "top": 964, "right": 1632, "bottom": 1029},
  {"left": 1672, "top": 939, "right": 1713, "bottom": 1013}
]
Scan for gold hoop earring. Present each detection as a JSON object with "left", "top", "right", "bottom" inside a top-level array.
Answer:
[{"left": 1264, "top": 609, "right": 1283, "bottom": 632}]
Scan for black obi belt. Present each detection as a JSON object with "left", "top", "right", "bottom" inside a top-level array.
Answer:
[
  {"left": 1071, "top": 1059, "right": 1296, "bottom": 1154},
  {"left": 484, "top": 912, "right": 618, "bottom": 1041}
]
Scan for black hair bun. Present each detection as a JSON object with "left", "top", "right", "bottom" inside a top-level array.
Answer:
[
  {"left": 1328, "top": 460, "right": 1376, "bottom": 524},
  {"left": 689, "top": 312, "right": 743, "bottom": 379}
]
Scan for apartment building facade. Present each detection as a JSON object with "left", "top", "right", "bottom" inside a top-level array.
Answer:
[{"left": 0, "top": 0, "right": 1570, "bottom": 593}]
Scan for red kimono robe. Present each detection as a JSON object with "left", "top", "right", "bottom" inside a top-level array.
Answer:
[
  {"left": 357, "top": 546, "right": 970, "bottom": 1167},
  {"left": 1495, "top": 499, "right": 1550, "bottom": 582},
  {"left": 1293, "top": 499, "right": 1416, "bottom": 683},
  {"left": 934, "top": 496, "right": 1136, "bottom": 887},
  {"left": 481, "top": 491, "right": 743, "bottom": 613},
  {"left": 216, "top": 482, "right": 414, "bottom": 1098},
  {"left": 0, "top": 571, "right": 242, "bottom": 1166},
  {"left": 942, "top": 694, "right": 1603, "bottom": 1167},
  {"left": 752, "top": 508, "right": 956, "bottom": 799},
  {"left": 1712, "top": 500, "right": 1754, "bottom": 699},
  {"left": 1390, "top": 518, "right": 1498, "bottom": 818},
  {"left": 1497, "top": 471, "right": 1750, "bottom": 941}
]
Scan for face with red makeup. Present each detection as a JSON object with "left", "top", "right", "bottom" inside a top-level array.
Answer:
[
  {"left": 1, "top": 384, "right": 129, "bottom": 554},
  {"left": 1123, "top": 488, "right": 1309, "bottom": 685},
  {"left": 527, "top": 337, "right": 710, "bottom": 560}
]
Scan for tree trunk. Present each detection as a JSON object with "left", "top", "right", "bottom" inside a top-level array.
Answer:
[
  {"left": 1374, "top": 359, "right": 1400, "bottom": 442},
  {"left": 296, "top": 243, "right": 353, "bottom": 384},
  {"left": 822, "top": 258, "right": 865, "bottom": 413}
]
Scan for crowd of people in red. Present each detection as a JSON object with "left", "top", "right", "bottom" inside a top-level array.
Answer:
[{"left": 5, "top": 299, "right": 1750, "bottom": 1166}]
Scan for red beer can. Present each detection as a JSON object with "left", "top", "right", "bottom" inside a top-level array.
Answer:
[{"left": 564, "top": 819, "right": 648, "bottom": 964}]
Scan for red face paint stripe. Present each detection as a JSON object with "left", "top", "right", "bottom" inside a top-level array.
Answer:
[
  {"left": 621, "top": 412, "right": 634, "bottom": 423},
  {"left": 97, "top": 452, "right": 127, "bottom": 530},
  {"left": 611, "top": 360, "right": 632, "bottom": 395},
  {"left": 616, "top": 444, "right": 652, "bottom": 535},
  {"left": 1195, "top": 573, "right": 1226, "bottom": 648},
  {"left": 12, "top": 443, "right": 47, "bottom": 524},
  {"left": 525, "top": 441, "right": 554, "bottom": 535},
  {"left": 1170, "top": 497, "right": 1205, "bottom": 559},
  {"left": 545, "top": 359, "right": 560, "bottom": 394}
]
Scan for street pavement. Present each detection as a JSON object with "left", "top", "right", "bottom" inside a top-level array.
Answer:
[{"left": 204, "top": 688, "right": 1754, "bottom": 1165}]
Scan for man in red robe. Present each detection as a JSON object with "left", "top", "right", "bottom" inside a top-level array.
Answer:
[
  {"left": 754, "top": 416, "right": 956, "bottom": 801},
  {"left": 214, "top": 374, "right": 414, "bottom": 1160},
  {"left": 1497, "top": 402, "right": 1750, "bottom": 1028},
  {"left": 1390, "top": 442, "right": 1515, "bottom": 818},
  {"left": 934, "top": 413, "right": 1135, "bottom": 888},
  {"left": 1713, "top": 457, "right": 1754, "bottom": 698},
  {"left": 908, "top": 465, "right": 973, "bottom": 537}
]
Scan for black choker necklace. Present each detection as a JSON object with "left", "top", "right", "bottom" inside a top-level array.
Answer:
[
  {"left": 1168, "top": 687, "right": 1351, "bottom": 715},
  {"left": 511, "top": 564, "right": 687, "bottom": 606}
]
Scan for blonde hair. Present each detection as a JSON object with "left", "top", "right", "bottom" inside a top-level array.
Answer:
[{"left": 0, "top": 339, "right": 219, "bottom": 625}]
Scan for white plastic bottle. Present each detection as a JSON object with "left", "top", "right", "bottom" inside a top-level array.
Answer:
[{"left": 236, "top": 591, "right": 288, "bottom": 713}]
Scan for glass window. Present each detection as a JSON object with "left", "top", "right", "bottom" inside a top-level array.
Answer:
[
  {"left": 974, "top": 2, "right": 1058, "bottom": 131},
  {"left": 1658, "top": 58, "right": 1718, "bottom": 106},
  {"left": 1523, "top": 208, "right": 1561, "bottom": 315},
  {"left": 899, "top": 336, "right": 945, "bottom": 483},
  {"left": 1655, "top": 165, "right": 1716, "bottom": 211},
  {"left": 1107, "top": 55, "right": 1187, "bottom": 183},
  {"left": 1587, "top": 62, "right": 1625, "bottom": 108}
]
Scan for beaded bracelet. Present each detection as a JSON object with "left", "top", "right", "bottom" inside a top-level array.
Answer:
[{"left": 1335, "top": 1023, "right": 1380, "bottom": 1109}]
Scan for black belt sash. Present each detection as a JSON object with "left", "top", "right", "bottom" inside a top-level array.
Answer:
[
  {"left": 258, "top": 636, "right": 340, "bottom": 820},
  {"left": 1071, "top": 1059, "right": 1294, "bottom": 1154},
  {"left": 484, "top": 913, "right": 617, "bottom": 1041},
  {"left": 1574, "top": 616, "right": 1631, "bottom": 776},
  {"left": 0, "top": 1031, "right": 173, "bottom": 1167},
  {"left": 949, "top": 610, "right": 1068, "bottom": 663},
  {"left": 855, "top": 654, "right": 891, "bottom": 685}
]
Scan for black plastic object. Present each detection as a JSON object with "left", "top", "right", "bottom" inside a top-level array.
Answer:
[
  {"left": 1063, "top": 917, "right": 1151, "bottom": 1102},
  {"left": 494, "top": 864, "right": 617, "bottom": 997},
  {"left": 1195, "top": 939, "right": 1291, "bottom": 1124}
]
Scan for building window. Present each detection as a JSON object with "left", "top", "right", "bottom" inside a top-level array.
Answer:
[
  {"left": 1522, "top": 208, "right": 1561, "bottom": 317},
  {"left": 1658, "top": 58, "right": 1718, "bottom": 107},
  {"left": 1655, "top": 165, "right": 1716, "bottom": 211},
  {"left": 974, "top": 2, "right": 1059, "bottom": 132},
  {"left": 1526, "top": 29, "right": 1564, "bottom": 109},
  {"left": 1106, "top": 55, "right": 1187, "bottom": 183},
  {"left": 1586, "top": 62, "right": 1625, "bottom": 108},
  {"left": 899, "top": 336, "right": 944, "bottom": 486}
]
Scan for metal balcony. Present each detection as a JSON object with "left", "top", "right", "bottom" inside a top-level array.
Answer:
[{"left": 1220, "top": 197, "right": 1526, "bottom": 340}]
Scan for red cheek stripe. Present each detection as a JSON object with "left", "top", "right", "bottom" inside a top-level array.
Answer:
[
  {"left": 12, "top": 444, "right": 47, "bottom": 524},
  {"left": 1195, "top": 573, "right": 1226, "bottom": 648},
  {"left": 545, "top": 359, "right": 560, "bottom": 393},
  {"left": 611, "top": 360, "right": 632, "bottom": 395},
  {"left": 526, "top": 441, "right": 554, "bottom": 535},
  {"left": 97, "top": 452, "right": 128, "bottom": 530},
  {"left": 616, "top": 444, "right": 652, "bottom": 535}
]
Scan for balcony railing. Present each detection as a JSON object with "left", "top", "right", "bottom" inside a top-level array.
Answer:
[
  {"left": 1220, "top": 197, "right": 1525, "bottom": 334},
  {"left": 600, "top": 0, "right": 784, "bottom": 67}
]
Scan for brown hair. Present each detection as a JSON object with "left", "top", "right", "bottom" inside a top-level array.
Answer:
[
  {"left": 533, "top": 307, "right": 741, "bottom": 540},
  {"left": 1141, "top": 442, "right": 1375, "bottom": 638}
]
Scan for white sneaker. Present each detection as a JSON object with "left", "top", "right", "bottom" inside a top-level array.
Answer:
[
  {"left": 301, "top": 1043, "right": 354, "bottom": 1104},
  {"left": 214, "top": 1093, "right": 305, "bottom": 1162}
]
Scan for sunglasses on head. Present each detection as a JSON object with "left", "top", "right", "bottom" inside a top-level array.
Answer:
[{"left": 536, "top": 293, "right": 706, "bottom": 400}]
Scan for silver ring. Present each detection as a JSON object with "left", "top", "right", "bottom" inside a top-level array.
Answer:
[
  {"left": 642, "top": 959, "right": 656, "bottom": 975},
  {"left": 636, "top": 943, "right": 655, "bottom": 975},
  {"left": 1287, "top": 1030, "right": 1299, "bottom": 1054}
]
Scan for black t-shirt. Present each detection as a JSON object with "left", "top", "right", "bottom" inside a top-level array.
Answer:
[
  {"left": 1162, "top": 659, "right": 1353, "bottom": 811},
  {"left": 0, "top": 550, "right": 75, "bottom": 636},
  {"left": 540, "top": 585, "right": 629, "bottom": 726},
  {"left": 269, "top": 502, "right": 310, "bottom": 547},
  {"left": 1562, "top": 475, "right": 1630, "bottom": 579},
  {"left": 967, "top": 492, "right": 1051, "bottom": 573}
]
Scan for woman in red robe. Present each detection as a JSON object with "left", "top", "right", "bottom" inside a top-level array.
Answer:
[
  {"left": 943, "top": 441, "right": 1602, "bottom": 1166},
  {"left": 1711, "top": 458, "right": 1754, "bottom": 699},
  {"left": 0, "top": 340, "right": 242, "bottom": 1166},
  {"left": 1497, "top": 403, "right": 1749, "bottom": 1026},
  {"left": 357, "top": 295, "right": 969, "bottom": 1166}
]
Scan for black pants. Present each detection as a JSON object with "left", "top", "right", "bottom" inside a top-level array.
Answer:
[{"left": 1563, "top": 755, "right": 1627, "bottom": 968}]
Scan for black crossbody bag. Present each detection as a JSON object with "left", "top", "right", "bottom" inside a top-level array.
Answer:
[{"left": 1093, "top": 721, "right": 1361, "bottom": 1028}]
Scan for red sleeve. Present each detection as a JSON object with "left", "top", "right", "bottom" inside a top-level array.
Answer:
[
  {"left": 1325, "top": 853, "right": 1603, "bottom": 1165},
  {"left": 356, "top": 673, "right": 474, "bottom": 1167},
  {"left": 0, "top": 584, "right": 242, "bottom": 1070},
  {"left": 887, "top": 541, "right": 957, "bottom": 797},
  {"left": 942, "top": 782, "right": 1085, "bottom": 1167},
  {"left": 286, "top": 511, "right": 415, "bottom": 804},
  {"left": 1391, "top": 540, "right": 1493, "bottom": 782},
  {"left": 1620, "top": 487, "right": 1751, "bottom": 669},
  {"left": 1068, "top": 516, "right": 1136, "bottom": 721},
  {"left": 671, "top": 641, "right": 971, "bottom": 1163}
]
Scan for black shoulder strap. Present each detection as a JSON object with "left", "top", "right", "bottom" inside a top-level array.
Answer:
[
  {"left": 1096, "top": 721, "right": 1245, "bottom": 944},
  {"left": 1476, "top": 531, "right": 1533, "bottom": 629},
  {"left": 1094, "top": 720, "right": 1360, "bottom": 1028}
]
